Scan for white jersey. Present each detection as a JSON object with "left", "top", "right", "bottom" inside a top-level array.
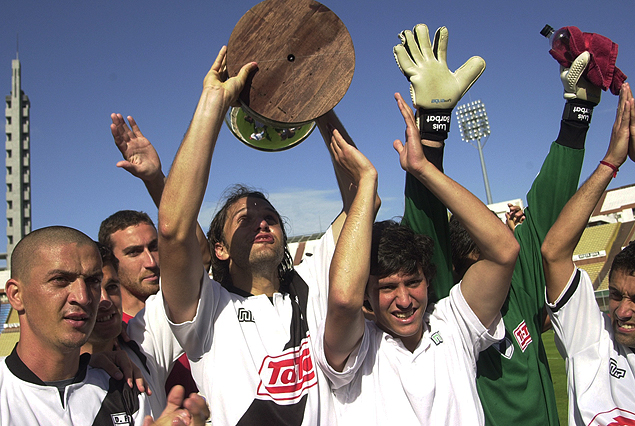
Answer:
[
  {"left": 169, "top": 227, "right": 336, "bottom": 426},
  {"left": 315, "top": 283, "right": 504, "bottom": 426},
  {"left": 547, "top": 268, "right": 635, "bottom": 426},
  {"left": 0, "top": 349, "right": 151, "bottom": 426},
  {"left": 126, "top": 292, "right": 186, "bottom": 417}
]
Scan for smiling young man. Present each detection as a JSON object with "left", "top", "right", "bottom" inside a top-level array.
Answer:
[
  {"left": 314, "top": 94, "right": 519, "bottom": 425},
  {"left": 542, "top": 83, "right": 635, "bottom": 426},
  {"left": 0, "top": 226, "right": 151, "bottom": 425}
]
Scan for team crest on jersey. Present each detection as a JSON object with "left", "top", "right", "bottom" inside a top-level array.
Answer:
[
  {"left": 589, "top": 407, "right": 635, "bottom": 425},
  {"left": 111, "top": 413, "right": 132, "bottom": 426},
  {"left": 513, "top": 320, "right": 532, "bottom": 352},
  {"left": 256, "top": 337, "right": 317, "bottom": 404},
  {"left": 610, "top": 358, "right": 627, "bottom": 379}
]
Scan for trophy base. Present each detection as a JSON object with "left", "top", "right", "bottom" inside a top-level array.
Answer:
[{"left": 225, "top": 106, "right": 316, "bottom": 152}]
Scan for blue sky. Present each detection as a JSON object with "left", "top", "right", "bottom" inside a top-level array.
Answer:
[{"left": 1, "top": 0, "right": 634, "bottom": 253}]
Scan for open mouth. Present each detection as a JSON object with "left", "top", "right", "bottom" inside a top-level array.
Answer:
[
  {"left": 616, "top": 320, "right": 635, "bottom": 331},
  {"left": 393, "top": 307, "right": 417, "bottom": 320},
  {"left": 96, "top": 313, "right": 116, "bottom": 323}
]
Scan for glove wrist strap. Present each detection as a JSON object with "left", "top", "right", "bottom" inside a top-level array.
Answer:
[
  {"left": 418, "top": 108, "right": 451, "bottom": 140},
  {"left": 562, "top": 99, "right": 594, "bottom": 124}
]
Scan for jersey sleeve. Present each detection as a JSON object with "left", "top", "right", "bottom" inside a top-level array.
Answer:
[
  {"left": 127, "top": 292, "right": 185, "bottom": 383},
  {"left": 546, "top": 268, "right": 607, "bottom": 357},
  {"left": 512, "top": 142, "right": 584, "bottom": 322},
  {"left": 313, "top": 319, "right": 371, "bottom": 390},
  {"left": 167, "top": 275, "right": 223, "bottom": 360},
  {"left": 440, "top": 284, "right": 506, "bottom": 362},
  {"left": 401, "top": 172, "right": 454, "bottom": 300},
  {"left": 295, "top": 225, "right": 336, "bottom": 321}
]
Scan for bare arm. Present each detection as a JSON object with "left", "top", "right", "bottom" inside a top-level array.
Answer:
[
  {"left": 315, "top": 111, "right": 381, "bottom": 241},
  {"left": 158, "top": 46, "right": 256, "bottom": 323},
  {"left": 394, "top": 93, "right": 519, "bottom": 328},
  {"left": 110, "top": 115, "right": 213, "bottom": 272},
  {"left": 323, "top": 128, "right": 378, "bottom": 371},
  {"left": 543, "top": 83, "right": 634, "bottom": 303}
]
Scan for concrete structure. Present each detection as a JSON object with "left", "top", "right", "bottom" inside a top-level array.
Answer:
[{"left": 4, "top": 55, "right": 31, "bottom": 268}]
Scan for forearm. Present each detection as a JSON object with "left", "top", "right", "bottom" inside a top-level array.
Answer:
[
  {"left": 158, "top": 87, "right": 229, "bottom": 321},
  {"left": 325, "top": 175, "right": 376, "bottom": 369},
  {"left": 160, "top": 87, "right": 228, "bottom": 241}
]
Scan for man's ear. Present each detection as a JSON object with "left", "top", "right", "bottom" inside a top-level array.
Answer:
[
  {"left": 214, "top": 242, "right": 229, "bottom": 261},
  {"left": 5, "top": 279, "right": 25, "bottom": 312}
]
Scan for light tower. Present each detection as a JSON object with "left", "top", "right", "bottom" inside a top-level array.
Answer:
[
  {"left": 455, "top": 100, "right": 493, "bottom": 205},
  {"left": 4, "top": 54, "right": 32, "bottom": 266}
]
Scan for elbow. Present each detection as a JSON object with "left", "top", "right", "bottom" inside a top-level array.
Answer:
[
  {"left": 541, "top": 237, "right": 558, "bottom": 266},
  {"left": 499, "top": 237, "right": 520, "bottom": 268}
]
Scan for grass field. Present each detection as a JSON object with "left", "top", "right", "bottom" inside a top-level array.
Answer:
[{"left": 543, "top": 329, "right": 569, "bottom": 426}]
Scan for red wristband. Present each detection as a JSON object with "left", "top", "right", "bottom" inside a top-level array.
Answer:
[{"left": 600, "top": 160, "right": 619, "bottom": 178}]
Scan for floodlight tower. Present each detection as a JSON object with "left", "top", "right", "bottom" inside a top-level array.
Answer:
[{"left": 455, "top": 100, "right": 493, "bottom": 205}]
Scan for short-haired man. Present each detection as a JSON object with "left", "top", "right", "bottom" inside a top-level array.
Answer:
[
  {"left": 315, "top": 93, "right": 518, "bottom": 425},
  {"left": 542, "top": 83, "right": 635, "bottom": 425},
  {"left": 158, "top": 46, "right": 362, "bottom": 425},
  {"left": 98, "top": 210, "right": 160, "bottom": 320},
  {"left": 1, "top": 226, "right": 151, "bottom": 424}
]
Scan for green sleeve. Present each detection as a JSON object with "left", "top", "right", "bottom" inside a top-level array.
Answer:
[{"left": 401, "top": 172, "right": 454, "bottom": 300}]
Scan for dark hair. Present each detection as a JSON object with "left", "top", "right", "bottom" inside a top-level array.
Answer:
[
  {"left": 12, "top": 226, "right": 97, "bottom": 280},
  {"left": 96, "top": 241, "right": 119, "bottom": 272},
  {"left": 370, "top": 220, "right": 436, "bottom": 289},
  {"left": 207, "top": 184, "right": 293, "bottom": 288},
  {"left": 449, "top": 214, "right": 480, "bottom": 281},
  {"left": 98, "top": 210, "right": 155, "bottom": 250},
  {"left": 609, "top": 240, "right": 635, "bottom": 282}
]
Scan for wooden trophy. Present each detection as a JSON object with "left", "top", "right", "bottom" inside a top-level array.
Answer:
[{"left": 224, "top": 0, "right": 355, "bottom": 151}]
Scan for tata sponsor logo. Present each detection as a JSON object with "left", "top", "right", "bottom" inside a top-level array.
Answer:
[
  {"left": 589, "top": 407, "right": 635, "bottom": 425},
  {"left": 256, "top": 337, "right": 317, "bottom": 404}
]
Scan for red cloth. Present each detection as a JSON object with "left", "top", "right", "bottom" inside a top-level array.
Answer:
[{"left": 549, "top": 26, "right": 627, "bottom": 95}]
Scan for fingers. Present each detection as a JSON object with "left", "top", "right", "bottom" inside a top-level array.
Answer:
[
  {"left": 183, "top": 394, "right": 211, "bottom": 426},
  {"left": 412, "top": 24, "right": 432, "bottom": 61},
  {"left": 211, "top": 46, "right": 227, "bottom": 73},
  {"left": 567, "top": 52, "right": 591, "bottom": 89},
  {"left": 127, "top": 116, "right": 144, "bottom": 138},
  {"left": 432, "top": 26, "right": 448, "bottom": 63},
  {"left": 455, "top": 56, "right": 486, "bottom": 96}
]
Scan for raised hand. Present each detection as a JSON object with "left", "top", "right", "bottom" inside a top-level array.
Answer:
[
  {"left": 392, "top": 92, "right": 428, "bottom": 175},
  {"left": 329, "top": 128, "right": 376, "bottom": 188},
  {"left": 202, "top": 45, "right": 257, "bottom": 110},
  {"left": 142, "top": 386, "right": 209, "bottom": 426},
  {"left": 604, "top": 82, "right": 633, "bottom": 170},
  {"left": 111, "top": 114, "right": 163, "bottom": 183},
  {"left": 394, "top": 24, "right": 485, "bottom": 111}
]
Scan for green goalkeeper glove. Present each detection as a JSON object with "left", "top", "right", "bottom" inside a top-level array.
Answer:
[{"left": 394, "top": 24, "right": 486, "bottom": 139}]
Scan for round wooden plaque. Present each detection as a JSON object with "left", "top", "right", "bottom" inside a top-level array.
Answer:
[{"left": 227, "top": 0, "right": 355, "bottom": 126}]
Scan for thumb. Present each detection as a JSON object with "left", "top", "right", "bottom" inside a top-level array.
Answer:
[
  {"left": 455, "top": 56, "right": 486, "bottom": 97},
  {"left": 235, "top": 62, "right": 258, "bottom": 85}
]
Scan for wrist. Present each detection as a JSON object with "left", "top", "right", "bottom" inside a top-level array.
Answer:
[
  {"left": 417, "top": 108, "right": 451, "bottom": 140},
  {"left": 562, "top": 99, "right": 594, "bottom": 124},
  {"left": 599, "top": 160, "right": 619, "bottom": 178}
]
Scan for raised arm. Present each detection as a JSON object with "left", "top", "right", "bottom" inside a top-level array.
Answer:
[
  {"left": 110, "top": 115, "right": 212, "bottom": 271},
  {"left": 315, "top": 111, "right": 381, "bottom": 241},
  {"left": 323, "top": 128, "right": 378, "bottom": 371},
  {"left": 158, "top": 46, "right": 256, "bottom": 323},
  {"left": 542, "top": 83, "right": 634, "bottom": 303},
  {"left": 394, "top": 92, "right": 519, "bottom": 328}
]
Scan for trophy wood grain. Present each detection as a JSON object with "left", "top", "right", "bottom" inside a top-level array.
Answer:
[{"left": 227, "top": 0, "right": 355, "bottom": 124}]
